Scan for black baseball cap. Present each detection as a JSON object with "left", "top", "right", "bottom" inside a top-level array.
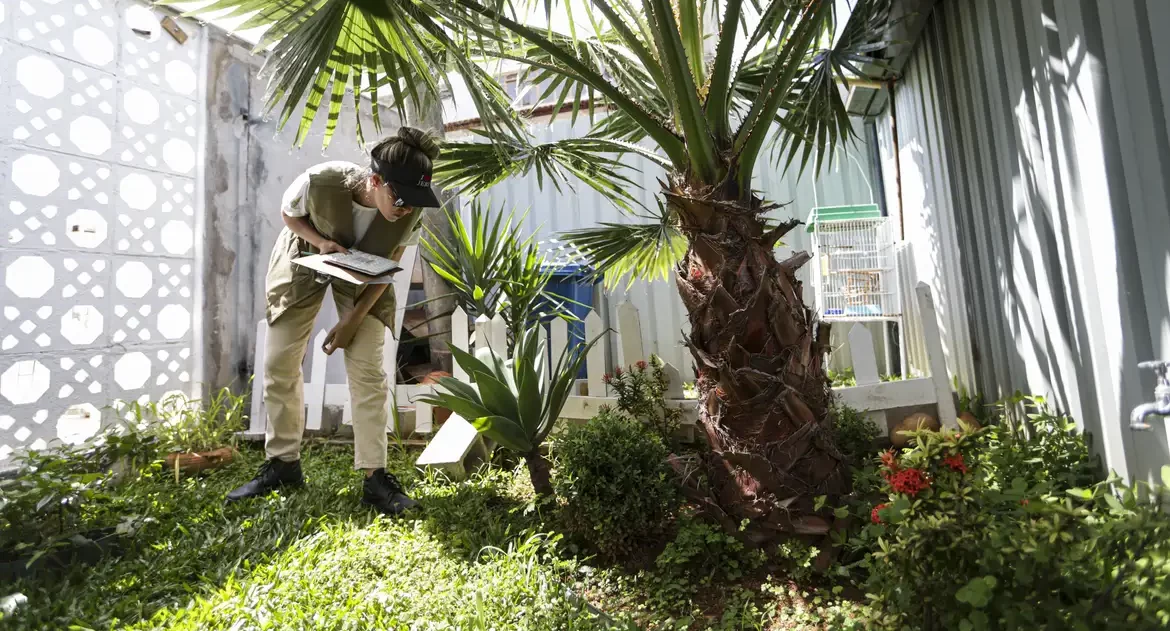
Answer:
[{"left": 372, "top": 156, "right": 441, "bottom": 209}]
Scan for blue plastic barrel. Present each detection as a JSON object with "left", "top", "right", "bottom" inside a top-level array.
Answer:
[{"left": 539, "top": 262, "right": 597, "bottom": 377}]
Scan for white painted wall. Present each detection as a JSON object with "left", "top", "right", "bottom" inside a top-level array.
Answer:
[{"left": 0, "top": 0, "right": 204, "bottom": 461}]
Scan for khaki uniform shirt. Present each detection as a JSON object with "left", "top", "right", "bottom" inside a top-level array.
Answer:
[{"left": 264, "top": 162, "right": 422, "bottom": 331}]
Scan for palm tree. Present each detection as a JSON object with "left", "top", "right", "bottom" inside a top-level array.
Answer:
[{"left": 179, "top": 0, "right": 893, "bottom": 543}]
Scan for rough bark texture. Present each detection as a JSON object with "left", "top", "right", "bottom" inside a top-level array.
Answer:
[
  {"left": 525, "top": 451, "right": 554, "bottom": 498},
  {"left": 667, "top": 176, "right": 848, "bottom": 545}
]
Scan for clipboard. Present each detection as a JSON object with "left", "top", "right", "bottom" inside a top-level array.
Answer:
[{"left": 292, "top": 254, "right": 402, "bottom": 285}]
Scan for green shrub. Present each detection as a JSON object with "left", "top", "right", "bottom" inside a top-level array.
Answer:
[
  {"left": 604, "top": 355, "right": 682, "bottom": 443},
  {"left": 139, "top": 387, "right": 248, "bottom": 454},
  {"left": 552, "top": 410, "right": 679, "bottom": 559},
  {"left": 650, "top": 512, "right": 766, "bottom": 605},
  {"left": 853, "top": 414, "right": 1170, "bottom": 630},
  {"left": 831, "top": 403, "right": 881, "bottom": 467},
  {"left": 828, "top": 368, "right": 857, "bottom": 388},
  {"left": 0, "top": 425, "right": 157, "bottom": 553},
  {"left": 981, "top": 393, "right": 1101, "bottom": 491}
]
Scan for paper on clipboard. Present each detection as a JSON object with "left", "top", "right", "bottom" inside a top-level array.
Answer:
[{"left": 291, "top": 254, "right": 401, "bottom": 285}]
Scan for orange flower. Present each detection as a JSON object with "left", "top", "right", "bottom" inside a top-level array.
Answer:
[
  {"left": 889, "top": 468, "right": 930, "bottom": 496},
  {"left": 943, "top": 454, "right": 968, "bottom": 474}
]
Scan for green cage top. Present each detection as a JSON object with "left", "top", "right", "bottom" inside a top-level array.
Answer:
[{"left": 804, "top": 204, "right": 883, "bottom": 232}]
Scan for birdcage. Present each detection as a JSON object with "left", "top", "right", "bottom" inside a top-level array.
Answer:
[{"left": 807, "top": 204, "right": 900, "bottom": 321}]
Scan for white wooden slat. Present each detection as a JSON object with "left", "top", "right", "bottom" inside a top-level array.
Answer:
[
  {"left": 897, "top": 243, "right": 928, "bottom": 377},
  {"left": 489, "top": 314, "right": 506, "bottom": 354},
  {"left": 833, "top": 377, "right": 938, "bottom": 414},
  {"left": 915, "top": 282, "right": 958, "bottom": 428},
  {"left": 416, "top": 414, "right": 484, "bottom": 479},
  {"left": 305, "top": 329, "right": 329, "bottom": 432},
  {"left": 616, "top": 301, "right": 644, "bottom": 367},
  {"left": 661, "top": 361, "right": 685, "bottom": 398},
  {"left": 550, "top": 318, "right": 568, "bottom": 366},
  {"left": 848, "top": 323, "right": 881, "bottom": 386},
  {"left": 474, "top": 315, "right": 491, "bottom": 354},
  {"left": 451, "top": 306, "right": 469, "bottom": 381},
  {"left": 560, "top": 395, "right": 700, "bottom": 425},
  {"left": 248, "top": 319, "right": 268, "bottom": 436},
  {"left": 415, "top": 399, "right": 434, "bottom": 434},
  {"left": 585, "top": 310, "right": 606, "bottom": 396},
  {"left": 324, "top": 384, "right": 352, "bottom": 427},
  {"left": 538, "top": 326, "right": 550, "bottom": 384},
  {"left": 382, "top": 245, "right": 417, "bottom": 384}
]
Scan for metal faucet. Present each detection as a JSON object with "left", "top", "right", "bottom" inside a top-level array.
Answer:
[{"left": 1131, "top": 360, "right": 1170, "bottom": 431}]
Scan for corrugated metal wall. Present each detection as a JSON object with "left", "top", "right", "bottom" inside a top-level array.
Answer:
[
  {"left": 877, "top": 0, "right": 1170, "bottom": 482},
  {"left": 452, "top": 117, "right": 878, "bottom": 374}
]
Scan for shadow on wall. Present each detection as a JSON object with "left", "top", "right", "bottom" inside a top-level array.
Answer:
[{"left": 900, "top": 0, "right": 1169, "bottom": 481}]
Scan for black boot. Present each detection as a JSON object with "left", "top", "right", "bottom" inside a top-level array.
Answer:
[
  {"left": 362, "top": 469, "right": 418, "bottom": 516},
  {"left": 226, "top": 459, "right": 304, "bottom": 501}
]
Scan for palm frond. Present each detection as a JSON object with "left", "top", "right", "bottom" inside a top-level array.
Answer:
[
  {"left": 170, "top": 0, "right": 525, "bottom": 148},
  {"left": 748, "top": 0, "right": 895, "bottom": 175},
  {"left": 643, "top": 0, "right": 720, "bottom": 181},
  {"left": 560, "top": 205, "right": 687, "bottom": 289},
  {"left": 434, "top": 131, "right": 658, "bottom": 213},
  {"left": 438, "top": 0, "right": 688, "bottom": 167}
]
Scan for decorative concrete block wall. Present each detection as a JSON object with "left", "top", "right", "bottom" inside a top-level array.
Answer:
[{"left": 0, "top": 0, "right": 204, "bottom": 461}]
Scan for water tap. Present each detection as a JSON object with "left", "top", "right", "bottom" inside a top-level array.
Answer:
[{"left": 1131, "top": 360, "right": 1170, "bottom": 431}]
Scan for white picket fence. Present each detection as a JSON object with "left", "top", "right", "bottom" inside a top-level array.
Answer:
[{"left": 245, "top": 243, "right": 957, "bottom": 467}]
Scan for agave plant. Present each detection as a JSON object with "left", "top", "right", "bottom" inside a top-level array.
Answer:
[
  {"left": 175, "top": 0, "right": 894, "bottom": 542},
  {"left": 422, "top": 201, "right": 571, "bottom": 348},
  {"left": 419, "top": 326, "right": 603, "bottom": 497},
  {"left": 421, "top": 202, "right": 520, "bottom": 320}
]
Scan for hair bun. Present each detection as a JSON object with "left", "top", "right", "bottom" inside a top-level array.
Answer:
[{"left": 397, "top": 127, "right": 441, "bottom": 161}]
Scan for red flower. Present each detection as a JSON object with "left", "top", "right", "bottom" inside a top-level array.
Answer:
[
  {"left": 880, "top": 449, "right": 900, "bottom": 472},
  {"left": 602, "top": 373, "right": 612, "bottom": 384},
  {"left": 943, "top": 454, "right": 968, "bottom": 474},
  {"left": 871, "top": 503, "right": 890, "bottom": 524},
  {"left": 614, "top": 366, "right": 624, "bottom": 377},
  {"left": 636, "top": 360, "right": 648, "bottom": 371},
  {"left": 690, "top": 267, "right": 703, "bottom": 281},
  {"left": 1020, "top": 499, "right": 1030, "bottom": 507},
  {"left": 888, "top": 468, "right": 930, "bottom": 497}
]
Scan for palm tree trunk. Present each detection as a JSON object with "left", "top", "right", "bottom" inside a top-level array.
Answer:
[
  {"left": 524, "top": 450, "right": 554, "bottom": 498},
  {"left": 406, "top": 97, "right": 456, "bottom": 373},
  {"left": 668, "top": 180, "right": 848, "bottom": 545}
]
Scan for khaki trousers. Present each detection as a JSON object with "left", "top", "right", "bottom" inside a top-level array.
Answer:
[{"left": 263, "top": 290, "right": 389, "bottom": 470}]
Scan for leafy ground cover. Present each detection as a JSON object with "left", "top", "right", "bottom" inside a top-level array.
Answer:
[
  {"left": 2, "top": 442, "right": 851, "bottom": 630},
  {"left": 4, "top": 391, "right": 1168, "bottom": 630}
]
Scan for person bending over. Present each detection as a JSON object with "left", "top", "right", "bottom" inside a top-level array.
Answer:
[{"left": 227, "top": 127, "right": 442, "bottom": 515}]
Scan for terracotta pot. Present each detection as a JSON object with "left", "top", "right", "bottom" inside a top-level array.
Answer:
[
  {"left": 420, "top": 371, "right": 453, "bottom": 424},
  {"left": 890, "top": 412, "right": 940, "bottom": 448},
  {"left": 164, "top": 446, "right": 235, "bottom": 474},
  {"left": 958, "top": 411, "right": 982, "bottom": 430}
]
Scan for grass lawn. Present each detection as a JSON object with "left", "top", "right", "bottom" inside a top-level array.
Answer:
[{"left": 3, "top": 443, "right": 856, "bottom": 630}]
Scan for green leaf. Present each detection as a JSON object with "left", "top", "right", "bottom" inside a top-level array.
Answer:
[
  {"left": 561, "top": 209, "right": 687, "bottom": 289},
  {"left": 1161, "top": 465, "right": 1170, "bottom": 489},
  {"left": 466, "top": 415, "right": 533, "bottom": 453},
  {"left": 1067, "top": 488, "right": 1093, "bottom": 500},
  {"left": 955, "top": 576, "right": 996, "bottom": 608}
]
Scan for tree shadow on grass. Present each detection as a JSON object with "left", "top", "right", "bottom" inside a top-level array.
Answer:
[
  {"left": 4, "top": 443, "right": 401, "bottom": 630},
  {"left": 409, "top": 463, "right": 542, "bottom": 562},
  {"left": 6, "top": 444, "right": 573, "bottom": 630}
]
